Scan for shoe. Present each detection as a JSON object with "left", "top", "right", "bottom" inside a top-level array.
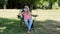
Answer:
[{"left": 28, "top": 31, "right": 31, "bottom": 33}]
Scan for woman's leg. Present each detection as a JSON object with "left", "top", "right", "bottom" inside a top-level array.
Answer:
[
  {"left": 24, "top": 19, "right": 29, "bottom": 29},
  {"left": 28, "top": 19, "right": 33, "bottom": 31}
]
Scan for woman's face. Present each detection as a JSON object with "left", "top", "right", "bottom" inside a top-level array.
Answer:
[
  {"left": 24, "top": 6, "right": 28, "bottom": 11},
  {"left": 24, "top": 6, "right": 29, "bottom": 13}
]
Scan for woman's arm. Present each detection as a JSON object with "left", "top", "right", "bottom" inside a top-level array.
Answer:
[{"left": 21, "top": 12, "right": 24, "bottom": 17}]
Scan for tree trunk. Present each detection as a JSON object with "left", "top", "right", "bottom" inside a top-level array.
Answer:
[
  {"left": 3, "top": 0, "right": 8, "bottom": 9},
  {"left": 48, "top": 0, "right": 52, "bottom": 9},
  {"left": 4, "top": 4, "right": 6, "bottom": 9},
  {"left": 58, "top": 0, "right": 60, "bottom": 7}
]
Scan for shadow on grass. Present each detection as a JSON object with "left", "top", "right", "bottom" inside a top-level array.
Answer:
[
  {"left": 34, "top": 20, "right": 60, "bottom": 34},
  {"left": 0, "top": 17, "right": 27, "bottom": 34},
  {"left": 0, "top": 17, "right": 60, "bottom": 34}
]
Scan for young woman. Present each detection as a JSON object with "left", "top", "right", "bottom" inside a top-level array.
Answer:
[{"left": 22, "top": 6, "right": 33, "bottom": 33}]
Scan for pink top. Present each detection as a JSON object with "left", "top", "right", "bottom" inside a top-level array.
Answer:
[{"left": 23, "top": 13, "right": 30, "bottom": 20}]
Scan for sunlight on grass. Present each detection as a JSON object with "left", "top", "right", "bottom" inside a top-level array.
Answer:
[
  {"left": 5, "top": 21, "right": 14, "bottom": 25},
  {"left": 57, "top": 28, "right": 60, "bottom": 30},
  {"left": 0, "top": 17, "right": 59, "bottom": 34},
  {"left": 0, "top": 9, "right": 60, "bottom": 34},
  {"left": 0, "top": 27, "right": 7, "bottom": 32}
]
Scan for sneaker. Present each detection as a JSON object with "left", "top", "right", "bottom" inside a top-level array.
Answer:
[
  {"left": 30, "top": 29, "right": 32, "bottom": 32},
  {"left": 27, "top": 30, "right": 31, "bottom": 33}
]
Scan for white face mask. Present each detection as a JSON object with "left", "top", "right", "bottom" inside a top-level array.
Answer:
[
  {"left": 24, "top": 8, "right": 28, "bottom": 11},
  {"left": 24, "top": 6, "right": 29, "bottom": 12}
]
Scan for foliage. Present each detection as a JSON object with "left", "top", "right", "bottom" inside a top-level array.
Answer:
[
  {"left": 0, "top": 0, "right": 6, "bottom": 5},
  {"left": 0, "top": 0, "right": 59, "bottom": 9},
  {"left": 58, "top": 0, "right": 60, "bottom": 7},
  {"left": 18, "top": 0, "right": 41, "bottom": 6}
]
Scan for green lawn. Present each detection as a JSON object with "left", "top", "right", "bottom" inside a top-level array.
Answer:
[{"left": 0, "top": 17, "right": 59, "bottom": 34}]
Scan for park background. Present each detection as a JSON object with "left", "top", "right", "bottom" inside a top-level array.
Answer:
[{"left": 0, "top": 0, "right": 60, "bottom": 34}]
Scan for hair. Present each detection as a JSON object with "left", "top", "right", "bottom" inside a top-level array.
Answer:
[
  {"left": 24, "top": 3, "right": 28, "bottom": 6},
  {"left": 25, "top": 6, "right": 30, "bottom": 14},
  {"left": 27, "top": 9, "right": 30, "bottom": 14}
]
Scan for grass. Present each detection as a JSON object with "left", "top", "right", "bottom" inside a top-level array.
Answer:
[
  {"left": 0, "top": 17, "right": 60, "bottom": 34},
  {"left": 0, "top": 9, "right": 60, "bottom": 34}
]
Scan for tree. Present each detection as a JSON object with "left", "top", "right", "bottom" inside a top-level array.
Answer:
[
  {"left": 48, "top": 0, "right": 52, "bottom": 9},
  {"left": 18, "top": 0, "right": 41, "bottom": 8},
  {"left": 0, "top": 0, "right": 7, "bottom": 9},
  {"left": 0, "top": 0, "right": 58, "bottom": 9},
  {"left": 0, "top": 0, "right": 5, "bottom": 5},
  {"left": 58, "top": 0, "right": 60, "bottom": 7},
  {"left": 48, "top": 0, "right": 57, "bottom": 9}
]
